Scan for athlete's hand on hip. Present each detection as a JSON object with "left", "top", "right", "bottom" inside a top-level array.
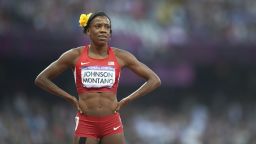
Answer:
[
  {"left": 115, "top": 97, "right": 131, "bottom": 112},
  {"left": 70, "top": 96, "right": 83, "bottom": 114}
]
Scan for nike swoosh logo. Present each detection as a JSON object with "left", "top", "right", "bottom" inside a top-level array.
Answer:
[
  {"left": 81, "top": 62, "right": 89, "bottom": 65},
  {"left": 113, "top": 126, "right": 121, "bottom": 131}
]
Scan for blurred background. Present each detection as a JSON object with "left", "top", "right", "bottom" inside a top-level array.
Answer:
[{"left": 1, "top": 0, "right": 256, "bottom": 143}]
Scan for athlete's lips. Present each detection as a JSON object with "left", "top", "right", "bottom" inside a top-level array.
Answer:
[
  {"left": 98, "top": 35, "right": 107, "bottom": 39},
  {"left": 97, "top": 35, "right": 108, "bottom": 41}
]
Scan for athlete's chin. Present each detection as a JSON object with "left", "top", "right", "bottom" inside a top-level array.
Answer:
[{"left": 96, "top": 40, "right": 109, "bottom": 45}]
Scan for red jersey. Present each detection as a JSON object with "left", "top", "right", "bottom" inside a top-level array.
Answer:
[{"left": 74, "top": 45, "right": 121, "bottom": 94}]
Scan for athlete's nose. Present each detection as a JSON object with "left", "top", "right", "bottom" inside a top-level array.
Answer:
[{"left": 99, "top": 26, "right": 107, "bottom": 33}]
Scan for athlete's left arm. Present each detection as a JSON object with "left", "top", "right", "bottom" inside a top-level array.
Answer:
[{"left": 115, "top": 49, "right": 161, "bottom": 110}]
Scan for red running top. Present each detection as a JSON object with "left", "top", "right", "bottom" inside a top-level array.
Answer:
[{"left": 74, "top": 45, "right": 121, "bottom": 94}]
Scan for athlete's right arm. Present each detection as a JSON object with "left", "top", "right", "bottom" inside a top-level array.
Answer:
[{"left": 34, "top": 48, "right": 82, "bottom": 112}]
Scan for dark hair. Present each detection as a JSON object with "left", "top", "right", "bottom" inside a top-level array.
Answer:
[{"left": 83, "top": 12, "right": 112, "bottom": 34}]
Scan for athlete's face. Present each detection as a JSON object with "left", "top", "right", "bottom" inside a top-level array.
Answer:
[{"left": 87, "top": 16, "right": 111, "bottom": 46}]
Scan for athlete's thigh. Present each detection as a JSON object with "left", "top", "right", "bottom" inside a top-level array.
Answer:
[
  {"left": 73, "top": 136, "right": 99, "bottom": 144},
  {"left": 100, "top": 133, "right": 125, "bottom": 144}
]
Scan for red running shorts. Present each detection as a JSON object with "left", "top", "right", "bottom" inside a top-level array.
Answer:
[{"left": 74, "top": 112, "right": 124, "bottom": 139}]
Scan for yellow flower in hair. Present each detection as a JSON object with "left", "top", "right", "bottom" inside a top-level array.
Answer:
[{"left": 79, "top": 13, "right": 92, "bottom": 27}]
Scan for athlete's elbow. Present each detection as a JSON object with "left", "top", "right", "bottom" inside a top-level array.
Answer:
[
  {"left": 154, "top": 76, "right": 161, "bottom": 88},
  {"left": 151, "top": 75, "right": 161, "bottom": 88},
  {"left": 34, "top": 75, "right": 44, "bottom": 87}
]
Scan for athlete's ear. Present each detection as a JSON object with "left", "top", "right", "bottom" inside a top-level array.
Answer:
[
  {"left": 109, "top": 30, "right": 112, "bottom": 40},
  {"left": 86, "top": 29, "right": 90, "bottom": 36}
]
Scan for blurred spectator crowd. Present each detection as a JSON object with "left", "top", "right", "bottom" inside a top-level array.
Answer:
[{"left": 1, "top": 0, "right": 256, "bottom": 58}]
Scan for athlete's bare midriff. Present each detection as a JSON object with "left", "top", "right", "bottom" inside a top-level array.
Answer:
[{"left": 78, "top": 92, "right": 118, "bottom": 116}]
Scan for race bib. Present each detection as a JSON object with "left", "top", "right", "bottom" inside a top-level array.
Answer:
[{"left": 81, "top": 66, "right": 115, "bottom": 88}]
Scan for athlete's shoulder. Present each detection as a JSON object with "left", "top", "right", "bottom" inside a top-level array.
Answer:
[
  {"left": 111, "top": 47, "right": 138, "bottom": 67},
  {"left": 61, "top": 46, "right": 84, "bottom": 57},
  {"left": 111, "top": 47, "right": 134, "bottom": 57},
  {"left": 56, "top": 46, "right": 85, "bottom": 66},
  {"left": 57, "top": 46, "right": 84, "bottom": 61},
  {"left": 69, "top": 46, "right": 84, "bottom": 54}
]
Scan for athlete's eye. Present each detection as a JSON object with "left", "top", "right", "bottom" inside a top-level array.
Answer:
[
  {"left": 95, "top": 24, "right": 101, "bottom": 29},
  {"left": 105, "top": 25, "right": 110, "bottom": 29}
]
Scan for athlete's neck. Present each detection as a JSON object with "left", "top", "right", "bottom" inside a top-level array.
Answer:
[{"left": 89, "top": 44, "right": 108, "bottom": 57}]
